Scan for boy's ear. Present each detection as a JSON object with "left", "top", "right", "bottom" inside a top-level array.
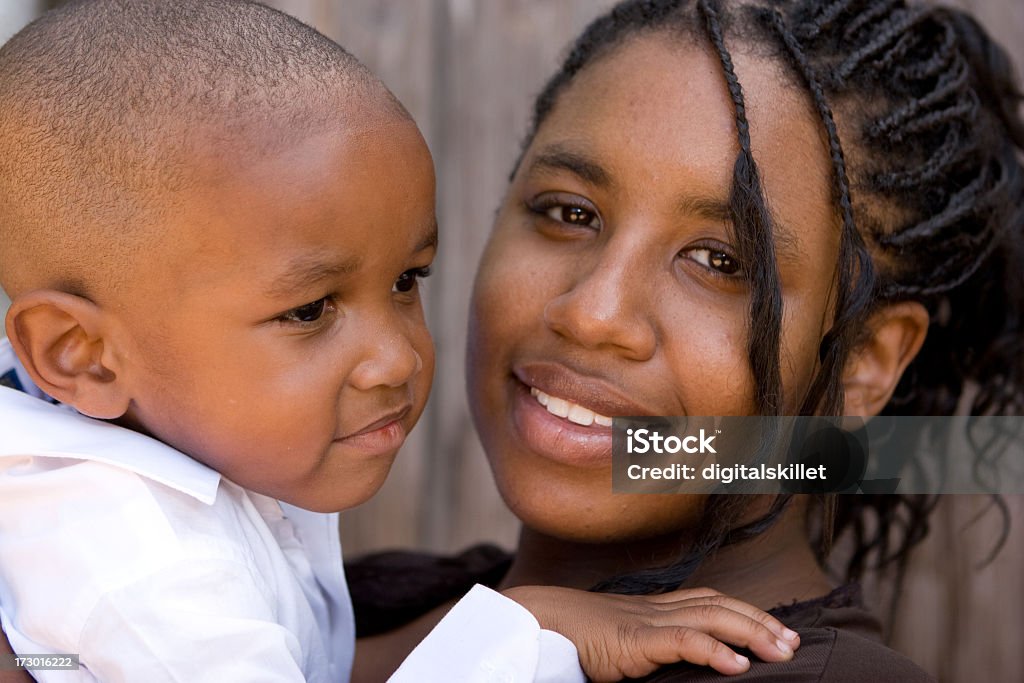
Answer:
[
  {"left": 5, "top": 290, "right": 131, "bottom": 419},
  {"left": 842, "top": 301, "right": 929, "bottom": 418}
]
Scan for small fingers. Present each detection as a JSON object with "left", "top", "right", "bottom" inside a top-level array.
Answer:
[
  {"left": 669, "top": 603, "right": 798, "bottom": 664},
  {"left": 643, "top": 602, "right": 794, "bottom": 663},
  {"left": 698, "top": 595, "right": 799, "bottom": 646},
  {"left": 656, "top": 591, "right": 800, "bottom": 652},
  {"left": 640, "top": 626, "right": 752, "bottom": 677}
]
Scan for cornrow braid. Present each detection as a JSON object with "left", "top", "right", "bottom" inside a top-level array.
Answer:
[
  {"left": 797, "top": 0, "right": 858, "bottom": 41},
  {"left": 842, "top": 0, "right": 901, "bottom": 42},
  {"left": 828, "top": 6, "right": 931, "bottom": 84}
]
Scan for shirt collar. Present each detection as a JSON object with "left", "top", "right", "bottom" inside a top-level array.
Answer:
[{"left": 0, "top": 338, "right": 222, "bottom": 504}]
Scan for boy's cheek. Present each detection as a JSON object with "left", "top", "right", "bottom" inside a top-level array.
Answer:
[{"left": 410, "top": 349, "right": 435, "bottom": 428}]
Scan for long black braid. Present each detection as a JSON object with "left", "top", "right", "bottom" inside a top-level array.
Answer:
[{"left": 517, "top": 0, "right": 1024, "bottom": 593}]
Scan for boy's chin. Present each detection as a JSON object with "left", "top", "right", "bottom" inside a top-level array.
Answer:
[{"left": 282, "top": 455, "right": 399, "bottom": 514}]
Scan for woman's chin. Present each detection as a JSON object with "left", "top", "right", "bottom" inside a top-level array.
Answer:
[{"left": 496, "top": 471, "right": 706, "bottom": 544}]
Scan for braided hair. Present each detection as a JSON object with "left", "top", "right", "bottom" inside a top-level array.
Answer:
[{"left": 518, "top": 0, "right": 1024, "bottom": 593}]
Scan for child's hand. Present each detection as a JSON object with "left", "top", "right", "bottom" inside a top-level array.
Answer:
[{"left": 504, "top": 585, "right": 800, "bottom": 681}]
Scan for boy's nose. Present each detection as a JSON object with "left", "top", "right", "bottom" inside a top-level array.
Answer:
[{"left": 347, "top": 327, "right": 424, "bottom": 391}]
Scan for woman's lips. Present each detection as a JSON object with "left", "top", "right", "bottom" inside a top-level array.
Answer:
[
  {"left": 510, "top": 378, "right": 615, "bottom": 468},
  {"left": 513, "top": 361, "right": 659, "bottom": 418}
]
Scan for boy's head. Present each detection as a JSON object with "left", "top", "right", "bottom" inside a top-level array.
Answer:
[{"left": 0, "top": 0, "right": 437, "bottom": 512}]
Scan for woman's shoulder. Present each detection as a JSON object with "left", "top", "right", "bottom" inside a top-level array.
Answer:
[
  {"left": 631, "top": 626, "right": 934, "bottom": 682},
  {"left": 346, "top": 548, "right": 936, "bottom": 682},
  {"left": 632, "top": 586, "right": 936, "bottom": 683}
]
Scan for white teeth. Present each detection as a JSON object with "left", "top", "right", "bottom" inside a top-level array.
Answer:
[
  {"left": 530, "top": 386, "right": 550, "bottom": 407},
  {"left": 531, "top": 388, "right": 613, "bottom": 427},
  {"left": 546, "top": 396, "right": 570, "bottom": 418},
  {"left": 567, "top": 404, "right": 594, "bottom": 426}
]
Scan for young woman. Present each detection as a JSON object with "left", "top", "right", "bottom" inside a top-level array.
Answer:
[{"left": 352, "top": 0, "right": 1022, "bottom": 680}]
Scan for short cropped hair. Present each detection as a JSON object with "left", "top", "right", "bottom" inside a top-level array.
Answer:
[{"left": 0, "top": 0, "right": 405, "bottom": 300}]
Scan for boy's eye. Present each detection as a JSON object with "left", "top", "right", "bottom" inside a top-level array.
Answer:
[
  {"left": 686, "top": 247, "right": 742, "bottom": 276},
  {"left": 393, "top": 266, "right": 432, "bottom": 293},
  {"left": 546, "top": 204, "right": 599, "bottom": 228},
  {"left": 281, "top": 297, "right": 328, "bottom": 323}
]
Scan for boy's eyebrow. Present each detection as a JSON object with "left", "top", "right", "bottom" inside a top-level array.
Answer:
[
  {"left": 265, "top": 221, "right": 437, "bottom": 299},
  {"left": 528, "top": 145, "right": 612, "bottom": 188},
  {"left": 265, "top": 255, "right": 362, "bottom": 298},
  {"left": 416, "top": 219, "right": 439, "bottom": 252}
]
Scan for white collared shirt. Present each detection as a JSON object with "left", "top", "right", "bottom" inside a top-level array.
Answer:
[{"left": 0, "top": 339, "right": 583, "bottom": 682}]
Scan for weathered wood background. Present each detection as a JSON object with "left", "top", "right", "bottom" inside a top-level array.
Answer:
[{"left": 1, "top": 1, "right": 1022, "bottom": 681}]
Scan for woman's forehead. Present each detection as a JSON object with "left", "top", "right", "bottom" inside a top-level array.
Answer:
[{"left": 535, "top": 36, "right": 739, "bottom": 188}]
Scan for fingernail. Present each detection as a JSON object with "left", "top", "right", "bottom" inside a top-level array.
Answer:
[
  {"left": 776, "top": 639, "right": 793, "bottom": 656},
  {"left": 735, "top": 653, "right": 749, "bottom": 668},
  {"left": 782, "top": 628, "right": 799, "bottom": 641}
]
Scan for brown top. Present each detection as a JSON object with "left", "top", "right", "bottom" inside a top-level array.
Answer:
[
  {"left": 346, "top": 545, "right": 936, "bottom": 683},
  {"left": 627, "top": 586, "right": 935, "bottom": 682}
]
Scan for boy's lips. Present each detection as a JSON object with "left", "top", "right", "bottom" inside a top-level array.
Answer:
[
  {"left": 335, "top": 406, "right": 411, "bottom": 454},
  {"left": 508, "top": 362, "right": 659, "bottom": 468}
]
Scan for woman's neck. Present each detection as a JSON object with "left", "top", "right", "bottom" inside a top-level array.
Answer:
[{"left": 500, "top": 496, "right": 833, "bottom": 611}]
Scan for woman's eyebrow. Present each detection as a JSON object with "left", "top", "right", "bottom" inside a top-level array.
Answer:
[
  {"left": 528, "top": 144, "right": 801, "bottom": 260},
  {"left": 528, "top": 144, "right": 611, "bottom": 187},
  {"left": 679, "top": 194, "right": 802, "bottom": 261}
]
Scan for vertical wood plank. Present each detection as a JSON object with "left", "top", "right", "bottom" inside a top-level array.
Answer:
[{"left": 886, "top": 496, "right": 1024, "bottom": 682}]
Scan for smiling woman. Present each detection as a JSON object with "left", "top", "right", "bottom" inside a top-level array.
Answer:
[
  {"left": 470, "top": 33, "right": 849, "bottom": 545},
  {"left": 342, "top": 0, "right": 1024, "bottom": 680}
]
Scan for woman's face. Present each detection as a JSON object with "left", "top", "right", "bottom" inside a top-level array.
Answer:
[{"left": 468, "top": 34, "right": 841, "bottom": 542}]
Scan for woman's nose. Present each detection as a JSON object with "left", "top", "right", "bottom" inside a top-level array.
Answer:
[{"left": 543, "top": 259, "right": 657, "bottom": 360}]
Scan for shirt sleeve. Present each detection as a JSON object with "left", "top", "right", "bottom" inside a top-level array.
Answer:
[
  {"left": 388, "top": 584, "right": 585, "bottom": 683},
  {"left": 0, "top": 458, "right": 330, "bottom": 683}
]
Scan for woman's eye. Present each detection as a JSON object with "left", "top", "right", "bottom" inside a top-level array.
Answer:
[
  {"left": 546, "top": 204, "right": 599, "bottom": 227},
  {"left": 280, "top": 297, "right": 328, "bottom": 323},
  {"left": 393, "top": 266, "right": 432, "bottom": 293},
  {"left": 687, "top": 248, "right": 742, "bottom": 276}
]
